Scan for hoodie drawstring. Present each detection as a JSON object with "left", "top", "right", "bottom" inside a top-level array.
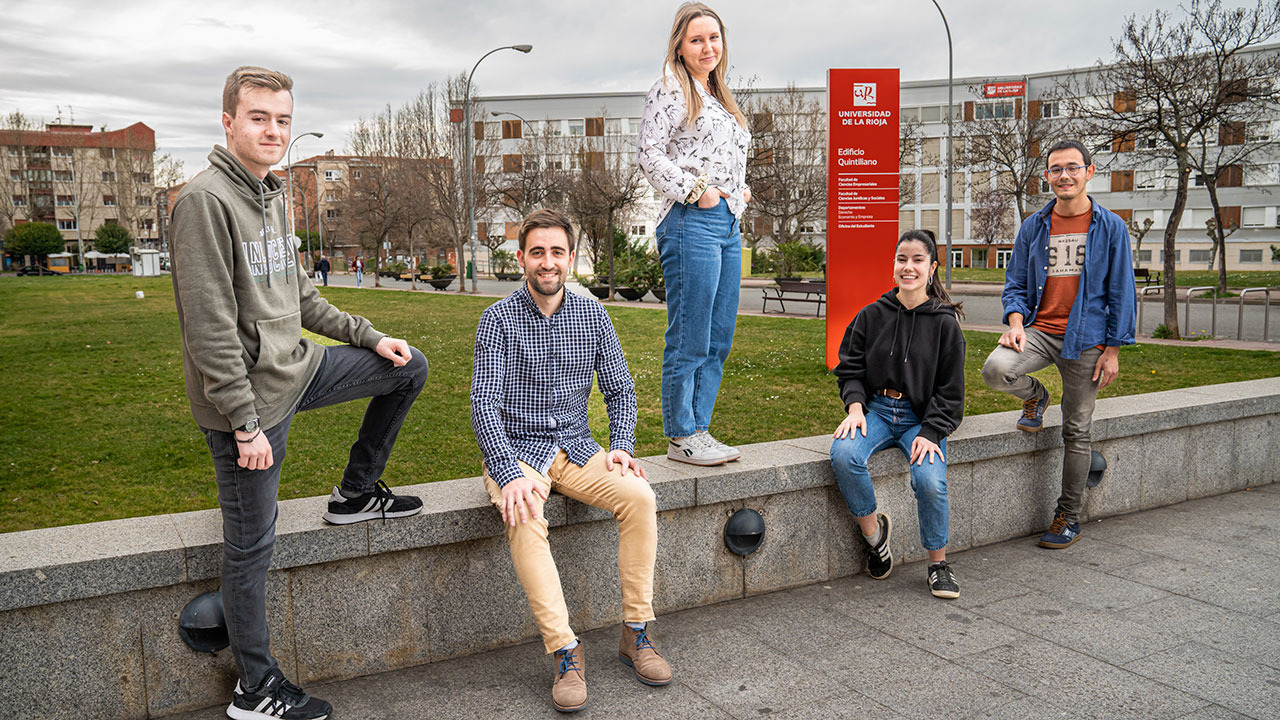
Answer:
[
  {"left": 904, "top": 313, "right": 917, "bottom": 363},
  {"left": 257, "top": 181, "right": 290, "bottom": 287},
  {"left": 888, "top": 305, "right": 902, "bottom": 358}
]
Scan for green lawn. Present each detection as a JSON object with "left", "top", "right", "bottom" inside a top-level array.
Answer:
[{"left": 2, "top": 276, "right": 1277, "bottom": 533}]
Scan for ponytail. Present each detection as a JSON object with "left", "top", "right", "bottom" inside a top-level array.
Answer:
[{"left": 898, "top": 229, "right": 965, "bottom": 320}]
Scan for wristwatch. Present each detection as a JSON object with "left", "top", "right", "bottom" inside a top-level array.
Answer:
[{"left": 237, "top": 417, "right": 260, "bottom": 433}]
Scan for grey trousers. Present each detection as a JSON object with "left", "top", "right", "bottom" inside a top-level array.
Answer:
[
  {"left": 201, "top": 344, "right": 428, "bottom": 688},
  {"left": 981, "top": 327, "right": 1102, "bottom": 524}
]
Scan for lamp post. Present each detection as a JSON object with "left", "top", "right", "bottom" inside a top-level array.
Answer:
[
  {"left": 931, "top": 0, "right": 954, "bottom": 288},
  {"left": 285, "top": 131, "right": 323, "bottom": 266},
  {"left": 465, "top": 44, "right": 532, "bottom": 292}
]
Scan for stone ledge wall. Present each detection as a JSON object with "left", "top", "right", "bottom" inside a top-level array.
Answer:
[{"left": 2, "top": 378, "right": 1277, "bottom": 719}]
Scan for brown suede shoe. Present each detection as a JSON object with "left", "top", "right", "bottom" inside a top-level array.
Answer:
[
  {"left": 618, "top": 624, "right": 672, "bottom": 686},
  {"left": 551, "top": 642, "right": 588, "bottom": 713}
]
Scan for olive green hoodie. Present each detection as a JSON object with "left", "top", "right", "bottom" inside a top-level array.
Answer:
[{"left": 171, "top": 145, "right": 384, "bottom": 432}]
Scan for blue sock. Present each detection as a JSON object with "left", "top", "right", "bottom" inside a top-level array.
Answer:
[
  {"left": 626, "top": 622, "right": 645, "bottom": 631},
  {"left": 556, "top": 639, "right": 579, "bottom": 653}
]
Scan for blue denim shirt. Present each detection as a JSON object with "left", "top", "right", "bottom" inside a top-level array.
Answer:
[{"left": 1001, "top": 198, "right": 1137, "bottom": 360}]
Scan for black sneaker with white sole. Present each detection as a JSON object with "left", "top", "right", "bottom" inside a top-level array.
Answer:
[
  {"left": 321, "top": 479, "right": 423, "bottom": 525},
  {"left": 227, "top": 668, "right": 331, "bottom": 720},
  {"left": 928, "top": 561, "right": 960, "bottom": 599},
  {"left": 865, "top": 512, "right": 893, "bottom": 580}
]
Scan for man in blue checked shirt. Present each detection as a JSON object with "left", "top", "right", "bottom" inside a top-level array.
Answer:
[{"left": 470, "top": 208, "right": 672, "bottom": 714}]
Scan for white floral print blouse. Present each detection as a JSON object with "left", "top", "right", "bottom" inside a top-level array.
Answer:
[{"left": 637, "top": 74, "right": 751, "bottom": 226}]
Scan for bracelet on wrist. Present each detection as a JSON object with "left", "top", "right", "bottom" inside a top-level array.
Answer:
[
  {"left": 235, "top": 429, "right": 262, "bottom": 444},
  {"left": 685, "top": 175, "right": 710, "bottom": 204}
]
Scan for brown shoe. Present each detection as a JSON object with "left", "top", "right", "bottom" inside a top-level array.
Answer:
[
  {"left": 551, "top": 642, "right": 588, "bottom": 713},
  {"left": 618, "top": 624, "right": 672, "bottom": 686}
]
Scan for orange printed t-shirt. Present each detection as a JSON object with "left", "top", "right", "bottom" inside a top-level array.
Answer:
[{"left": 1030, "top": 207, "right": 1092, "bottom": 336}]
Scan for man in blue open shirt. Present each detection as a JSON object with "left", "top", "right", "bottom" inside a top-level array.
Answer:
[
  {"left": 982, "top": 140, "right": 1136, "bottom": 550},
  {"left": 470, "top": 208, "right": 671, "bottom": 713}
]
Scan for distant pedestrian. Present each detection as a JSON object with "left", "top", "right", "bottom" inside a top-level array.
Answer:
[
  {"left": 981, "top": 139, "right": 1136, "bottom": 550},
  {"left": 830, "top": 229, "right": 966, "bottom": 599},
  {"left": 638, "top": 1, "right": 751, "bottom": 468},
  {"left": 355, "top": 256, "right": 364, "bottom": 287},
  {"left": 170, "top": 65, "right": 429, "bottom": 720},
  {"left": 317, "top": 255, "right": 330, "bottom": 286}
]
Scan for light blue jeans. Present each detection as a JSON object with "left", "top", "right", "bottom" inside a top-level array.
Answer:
[
  {"left": 656, "top": 200, "right": 741, "bottom": 438},
  {"left": 830, "top": 395, "right": 950, "bottom": 551}
]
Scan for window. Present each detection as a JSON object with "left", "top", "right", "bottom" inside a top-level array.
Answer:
[
  {"left": 1245, "top": 164, "right": 1276, "bottom": 186},
  {"left": 1189, "top": 249, "right": 1213, "bottom": 263},
  {"left": 628, "top": 118, "right": 642, "bottom": 135},
  {"left": 134, "top": 172, "right": 151, "bottom": 183},
  {"left": 568, "top": 119, "right": 585, "bottom": 136},
  {"left": 799, "top": 223, "right": 817, "bottom": 234},
  {"left": 57, "top": 218, "right": 77, "bottom": 230},
  {"left": 972, "top": 248, "right": 988, "bottom": 267},
  {"left": 8, "top": 170, "right": 18, "bottom": 181},
  {"left": 1240, "top": 249, "right": 1263, "bottom": 263},
  {"left": 1136, "top": 249, "right": 1152, "bottom": 263},
  {"left": 996, "top": 249, "right": 1014, "bottom": 268},
  {"left": 920, "top": 105, "right": 942, "bottom": 123},
  {"left": 137, "top": 195, "right": 152, "bottom": 206},
  {"left": 56, "top": 195, "right": 74, "bottom": 206},
  {"left": 51, "top": 146, "right": 73, "bottom": 158},
  {"left": 325, "top": 192, "right": 338, "bottom": 202},
  {"left": 501, "top": 119, "right": 522, "bottom": 139},
  {"left": 1242, "top": 206, "right": 1267, "bottom": 227},
  {"left": 103, "top": 195, "right": 116, "bottom": 207},
  {"left": 99, "top": 147, "right": 115, "bottom": 159},
  {"left": 544, "top": 120, "right": 563, "bottom": 136},
  {"left": 629, "top": 224, "right": 647, "bottom": 236},
  {"left": 54, "top": 170, "right": 72, "bottom": 182},
  {"left": 5, "top": 146, "right": 17, "bottom": 156},
  {"left": 101, "top": 171, "right": 117, "bottom": 182},
  {"left": 605, "top": 118, "right": 623, "bottom": 135},
  {"left": 324, "top": 169, "right": 342, "bottom": 181},
  {"left": 141, "top": 219, "right": 154, "bottom": 231},
  {"left": 1134, "top": 170, "right": 1165, "bottom": 190},
  {"left": 353, "top": 169, "right": 362, "bottom": 180},
  {"left": 950, "top": 250, "right": 963, "bottom": 268},
  {"left": 326, "top": 209, "right": 339, "bottom": 219},
  {"left": 974, "top": 101, "right": 1015, "bottom": 120},
  {"left": 1040, "top": 101, "right": 1060, "bottom": 118},
  {"left": 1247, "top": 121, "right": 1274, "bottom": 142},
  {"left": 12, "top": 195, "right": 25, "bottom": 206}
]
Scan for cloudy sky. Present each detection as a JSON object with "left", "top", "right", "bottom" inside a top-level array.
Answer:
[{"left": 2, "top": 0, "right": 1172, "bottom": 178}]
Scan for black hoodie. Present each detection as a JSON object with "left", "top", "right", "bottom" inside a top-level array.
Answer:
[{"left": 834, "top": 290, "right": 966, "bottom": 444}]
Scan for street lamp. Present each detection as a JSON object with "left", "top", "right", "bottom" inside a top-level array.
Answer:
[
  {"left": 285, "top": 131, "right": 323, "bottom": 265},
  {"left": 466, "top": 44, "right": 532, "bottom": 292},
  {"left": 931, "top": 0, "right": 955, "bottom": 288}
]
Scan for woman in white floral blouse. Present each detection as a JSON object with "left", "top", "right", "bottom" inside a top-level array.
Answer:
[{"left": 638, "top": 2, "right": 751, "bottom": 468}]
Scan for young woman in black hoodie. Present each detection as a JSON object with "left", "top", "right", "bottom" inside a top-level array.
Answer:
[{"left": 830, "top": 229, "right": 966, "bottom": 598}]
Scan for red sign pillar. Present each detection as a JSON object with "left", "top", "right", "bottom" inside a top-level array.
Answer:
[{"left": 826, "top": 69, "right": 900, "bottom": 369}]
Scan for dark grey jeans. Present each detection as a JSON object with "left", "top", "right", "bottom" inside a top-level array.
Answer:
[
  {"left": 201, "top": 344, "right": 428, "bottom": 688},
  {"left": 981, "top": 327, "right": 1102, "bottom": 524}
]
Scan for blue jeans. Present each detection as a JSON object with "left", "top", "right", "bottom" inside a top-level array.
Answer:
[
  {"left": 656, "top": 200, "right": 741, "bottom": 437},
  {"left": 829, "top": 396, "right": 950, "bottom": 551}
]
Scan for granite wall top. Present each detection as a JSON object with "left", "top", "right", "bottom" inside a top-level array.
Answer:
[{"left": 3, "top": 377, "right": 1277, "bottom": 613}]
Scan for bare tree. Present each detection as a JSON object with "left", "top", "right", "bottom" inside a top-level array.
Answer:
[
  {"left": 1127, "top": 217, "right": 1156, "bottom": 270},
  {"left": 1066, "top": 0, "right": 1280, "bottom": 338},
  {"left": 562, "top": 116, "right": 646, "bottom": 295},
  {"left": 959, "top": 87, "right": 1061, "bottom": 220},
  {"left": 969, "top": 186, "right": 1015, "bottom": 264},
  {"left": 0, "top": 110, "right": 42, "bottom": 240},
  {"left": 346, "top": 106, "right": 407, "bottom": 288},
  {"left": 740, "top": 85, "right": 827, "bottom": 252},
  {"left": 899, "top": 114, "right": 925, "bottom": 207}
]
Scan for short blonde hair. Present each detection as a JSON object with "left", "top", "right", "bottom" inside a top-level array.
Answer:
[{"left": 222, "top": 66, "right": 293, "bottom": 117}]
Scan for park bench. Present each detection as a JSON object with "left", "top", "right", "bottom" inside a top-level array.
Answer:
[
  {"left": 762, "top": 279, "right": 826, "bottom": 317},
  {"left": 1134, "top": 267, "right": 1163, "bottom": 286}
]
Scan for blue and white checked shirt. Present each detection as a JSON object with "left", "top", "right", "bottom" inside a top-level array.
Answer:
[{"left": 470, "top": 284, "right": 638, "bottom": 487}]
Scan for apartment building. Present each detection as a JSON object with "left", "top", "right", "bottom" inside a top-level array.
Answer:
[
  {"left": 0, "top": 122, "right": 158, "bottom": 262},
  {"left": 475, "top": 44, "right": 1280, "bottom": 272}
]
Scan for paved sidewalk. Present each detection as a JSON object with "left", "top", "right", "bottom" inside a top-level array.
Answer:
[{"left": 176, "top": 484, "right": 1280, "bottom": 719}]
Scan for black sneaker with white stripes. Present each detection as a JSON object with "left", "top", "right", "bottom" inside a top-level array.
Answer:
[
  {"left": 928, "top": 561, "right": 960, "bottom": 599},
  {"left": 865, "top": 512, "right": 894, "bottom": 580},
  {"left": 321, "top": 479, "right": 423, "bottom": 525},
  {"left": 227, "top": 668, "right": 330, "bottom": 720}
]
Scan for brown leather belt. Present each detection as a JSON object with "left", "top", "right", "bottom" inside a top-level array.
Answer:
[{"left": 878, "top": 388, "right": 905, "bottom": 399}]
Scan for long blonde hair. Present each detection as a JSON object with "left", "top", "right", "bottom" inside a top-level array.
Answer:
[{"left": 663, "top": 3, "right": 747, "bottom": 129}]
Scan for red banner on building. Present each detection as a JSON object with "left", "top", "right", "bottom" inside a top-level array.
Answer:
[
  {"left": 983, "top": 81, "right": 1025, "bottom": 98},
  {"left": 826, "top": 69, "right": 900, "bottom": 369}
]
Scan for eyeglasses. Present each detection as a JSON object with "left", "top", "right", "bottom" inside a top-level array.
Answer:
[{"left": 1047, "top": 164, "right": 1088, "bottom": 179}]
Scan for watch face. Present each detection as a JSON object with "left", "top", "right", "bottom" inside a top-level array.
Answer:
[{"left": 244, "top": 418, "right": 260, "bottom": 432}]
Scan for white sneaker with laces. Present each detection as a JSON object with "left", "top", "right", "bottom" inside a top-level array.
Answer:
[
  {"left": 696, "top": 431, "right": 741, "bottom": 462},
  {"left": 667, "top": 433, "right": 734, "bottom": 466}
]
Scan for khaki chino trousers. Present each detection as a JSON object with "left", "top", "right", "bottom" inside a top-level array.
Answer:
[{"left": 484, "top": 449, "right": 658, "bottom": 653}]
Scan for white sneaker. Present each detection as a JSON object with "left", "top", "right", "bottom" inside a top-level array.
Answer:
[
  {"left": 696, "top": 431, "right": 741, "bottom": 462},
  {"left": 667, "top": 433, "right": 734, "bottom": 466}
]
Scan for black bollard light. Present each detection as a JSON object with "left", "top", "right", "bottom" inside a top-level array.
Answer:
[
  {"left": 179, "top": 590, "right": 229, "bottom": 652},
  {"left": 1086, "top": 450, "right": 1107, "bottom": 488},
  {"left": 724, "top": 508, "right": 766, "bottom": 556}
]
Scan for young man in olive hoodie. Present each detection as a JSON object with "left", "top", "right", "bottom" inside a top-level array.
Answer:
[{"left": 171, "top": 66, "right": 428, "bottom": 720}]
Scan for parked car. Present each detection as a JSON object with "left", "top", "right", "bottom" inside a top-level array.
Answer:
[{"left": 16, "top": 265, "right": 57, "bottom": 276}]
